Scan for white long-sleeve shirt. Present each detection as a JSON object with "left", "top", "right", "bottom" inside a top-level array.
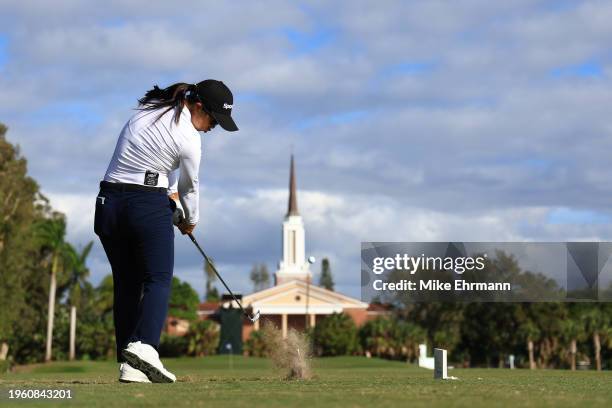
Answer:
[{"left": 104, "top": 106, "right": 201, "bottom": 224}]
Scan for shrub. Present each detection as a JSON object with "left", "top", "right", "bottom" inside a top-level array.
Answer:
[
  {"left": 359, "top": 317, "right": 393, "bottom": 357},
  {"left": 244, "top": 330, "right": 268, "bottom": 357},
  {"left": 313, "top": 313, "right": 359, "bottom": 356},
  {"left": 359, "top": 316, "right": 426, "bottom": 361},
  {"left": 186, "top": 320, "right": 220, "bottom": 357}
]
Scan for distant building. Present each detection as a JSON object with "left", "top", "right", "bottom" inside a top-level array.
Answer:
[{"left": 165, "top": 316, "right": 190, "bottom": 336}]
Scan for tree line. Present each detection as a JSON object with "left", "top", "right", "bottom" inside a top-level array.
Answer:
[
  {"left": 0, "top": 123, "right": 113, "bottom": 365},
  {"left": 299, "top": 300, "right": 611, "bottom": 370}
]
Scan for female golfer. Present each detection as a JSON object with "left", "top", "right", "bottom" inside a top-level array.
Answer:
[{"left": 94, "top": 80, "right": 238, "bottom": 383}]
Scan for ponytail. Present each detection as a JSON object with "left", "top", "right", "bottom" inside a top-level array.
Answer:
[{"left": 137, "top": 83, "right": 197, "bottom": 124}]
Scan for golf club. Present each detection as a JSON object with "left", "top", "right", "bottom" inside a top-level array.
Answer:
[{"left": 187, "top": 233, "right": 260, "bottom": 323}]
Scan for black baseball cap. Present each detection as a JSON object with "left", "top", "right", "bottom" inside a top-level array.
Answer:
[{"left": 194, "top": 80, "right": 238, "bottom": 132}]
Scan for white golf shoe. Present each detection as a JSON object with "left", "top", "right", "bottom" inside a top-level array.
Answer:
[
  {"left": 119, "top": 362, "right": 151, "bottom": 383},
  {"left": 121, "top": 341, "right": 176, "bottom": 383}
]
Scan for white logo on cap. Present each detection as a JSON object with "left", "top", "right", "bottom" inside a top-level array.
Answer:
[{"left": 223, "top": 103, "right": 233, "bottom": 109}]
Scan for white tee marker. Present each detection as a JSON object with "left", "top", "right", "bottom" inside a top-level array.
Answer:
[{"left": 418, "top": 344, "right": 434, "bottom": 369}]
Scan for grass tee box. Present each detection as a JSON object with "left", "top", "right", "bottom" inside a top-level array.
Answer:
[{"left": 1, "top": 356, "right": 611, "bottom": 408}]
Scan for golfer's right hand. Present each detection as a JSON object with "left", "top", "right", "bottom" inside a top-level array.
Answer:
[{"left": 178, "top": 221, "right": 196, "bottom": 235}]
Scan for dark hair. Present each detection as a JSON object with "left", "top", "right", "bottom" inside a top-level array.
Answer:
[{"left": 137, "top": 82, "right": 199, "bottom": 124}]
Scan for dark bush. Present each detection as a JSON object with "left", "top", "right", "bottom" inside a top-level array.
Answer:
[{"left": 313, "top": 313, "right": 359, "bottom": 356}]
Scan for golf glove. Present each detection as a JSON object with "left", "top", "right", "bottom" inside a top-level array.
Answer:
[{"left": 172, "top": 207, "right": 185, "bottom": 226}]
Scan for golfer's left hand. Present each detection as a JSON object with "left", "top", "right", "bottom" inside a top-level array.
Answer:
[{"left": 172, "top": 206, "right": 185, "bottom": 226}]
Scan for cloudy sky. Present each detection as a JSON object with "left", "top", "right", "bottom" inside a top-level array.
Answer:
[{"left": 1, "top": 1, "right": 612, "bottom": 299}]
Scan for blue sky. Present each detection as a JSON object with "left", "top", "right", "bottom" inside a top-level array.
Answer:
[
  {"left": 1, "top": 1, "right": 612, "bottom": 299},
  {"left": 551, "top": 61, "right": 604, "bottom": 78},
  {"left": 0, "top": 35, "right": 8, "bottom": 70}
]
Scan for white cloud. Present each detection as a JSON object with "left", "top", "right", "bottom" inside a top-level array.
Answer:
[
  {"left": 45, "top": 192, "right": 96, "bottom": 244},
  {"left": 24, "top": 24, "right": 196, "bottom": 69},
  {"left": 3, "top": 1, "right": 612, "bottom": 298}
]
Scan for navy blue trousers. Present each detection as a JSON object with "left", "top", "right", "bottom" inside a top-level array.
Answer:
[{"left": 94, "top": 183, "right": 175, "bottom": 362}]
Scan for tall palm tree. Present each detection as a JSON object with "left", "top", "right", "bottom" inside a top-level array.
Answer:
[
  {"left": 561, "top": 317, "right": 584, "bottom": 370},
  {"left": 516, "top": 304, "right": 541, "bottom": 369},
  {"left": 204, "top": 259, "right": 219, "bottom": 302},
  {"left": 64, "top": 241, "right": 93, "bottom": 360},
  {"left": 35, "top": 216, "right": 71, "bottom": 362},
  {"left": 563, "top": 304, "right": 587, "bottom": 371},
  {"left": 580, "top": 304, "right": 607, "bottom": 371},
  {"left": 65, "top": 242, "right": 93, "bottom": 304}
]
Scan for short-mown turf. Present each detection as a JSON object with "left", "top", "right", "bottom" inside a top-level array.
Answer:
[{"left": 1, "top": 356, "right": 610, "bottom": 407}]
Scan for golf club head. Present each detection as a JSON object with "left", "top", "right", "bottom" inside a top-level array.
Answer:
[{"left": 249, "top": 310, "right": 261, "bottom": 323}]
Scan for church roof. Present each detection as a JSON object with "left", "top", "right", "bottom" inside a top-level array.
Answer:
[
  {"left": 287, "top": 155, "right": 299, "bottom": 216},
  {"left": 243, "top": 280, "right": 368, "bottom": 315}
]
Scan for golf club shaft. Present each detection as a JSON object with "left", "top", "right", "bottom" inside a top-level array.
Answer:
[{"left": 187, "top": 233, "right": 252, "bottom": 319}]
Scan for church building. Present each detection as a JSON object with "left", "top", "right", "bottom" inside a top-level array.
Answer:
[{"left": 240, "top": 156, "right": 373, "bottom": 340}]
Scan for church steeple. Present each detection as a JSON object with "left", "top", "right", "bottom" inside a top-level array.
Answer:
[
  {"left": 275, "top": 154, "right": 311, "bottom": 285},
  {"left": 287, "top": 155, "right": 299, "bottom": 217}
]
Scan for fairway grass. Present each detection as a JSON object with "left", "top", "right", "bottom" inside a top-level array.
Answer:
[{"left": 1, "top": 356, "right": 611, "bottom": 407}]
